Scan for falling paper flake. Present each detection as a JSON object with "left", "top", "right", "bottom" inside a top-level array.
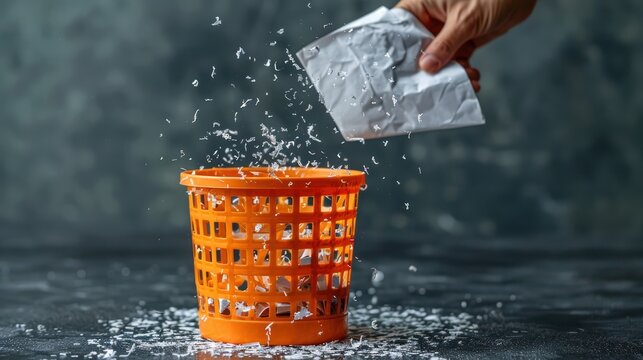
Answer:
[
  {"left": 409, "top": 265, "right": 417, "bottom": 272},
  {"left": 276, "top": 28, "right": 285, "bottom": 34},
  {"left": 240, "top": 99, "right": 252, "bottom": 108},
  {"left": 192, "top": 109, "right": 199, "bottom": 123},
  {"left": 307, "top": 125, "right": 321, "bottom": 142},
  {"left": 211, "top": 16, "right": 222, "bottom": 26},
  {"left": 264, "top": 59, "right": 271, "bottom": 67},
  {"left": 235, "top": 47, "right": 245, "bottom": 59},
  {"left": 192, "top": 79, "right": 199, "bottom": 87},
  {"left": 404, "top": 202, "right": 410, "bottom": 210},
  {"left": 265, "top": 322, "right": 273, "bottom": 344},
  {"left": 210, "top": 66, "right": 216, "bottom": 78},
  {"left": 371, "top": 156, "right": 379, "bottom": 165},
  {"left": 371, "top": 268, "right": 384, "bottom": 287}
]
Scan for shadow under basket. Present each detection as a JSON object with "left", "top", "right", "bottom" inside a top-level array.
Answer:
[{"left": 180, "top": 167, "right": 366, "bottom": 345}]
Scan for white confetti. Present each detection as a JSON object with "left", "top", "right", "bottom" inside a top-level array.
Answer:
[
  {"left": 240, "top": 99, "right": 252, "bottom": 108},
  {"left": 293, "top": 306, "right": 312, "bottom": 320},
  {"left": 371, "top": 268, "right": 384, "bottom": 287},
  {"left": 235, "top": 47, "right": 245, "bottom": 59}
]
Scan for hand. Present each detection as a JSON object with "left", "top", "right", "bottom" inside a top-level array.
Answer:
[{"left": 396, "top": 0, "right": 537, "bottom": 91}]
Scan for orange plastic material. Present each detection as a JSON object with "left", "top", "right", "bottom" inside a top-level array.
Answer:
[{"left": 179, "top": 167, "right": 366, "bottom": 345}]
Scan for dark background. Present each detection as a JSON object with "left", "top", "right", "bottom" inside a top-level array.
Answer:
[
  {"left": 1, "top": 0, "right": 642, "bottom": 248},
  {"left": 2, "top": 1, "right": 643, "bottom": 358}
]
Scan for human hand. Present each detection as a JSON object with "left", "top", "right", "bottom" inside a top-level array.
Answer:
[{"left": 396, "top": 0, "right": 537, "bottom": 91}]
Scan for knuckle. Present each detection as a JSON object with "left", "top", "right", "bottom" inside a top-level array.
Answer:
[
  {"left": 460, "top": 15, "right": 482, "bottom": 36},
  {"left": 433, "top": 37, "right": 457, "bottom": 55},
  {"left": 451, "top": 2, "right": 483, "bottom": 36}
]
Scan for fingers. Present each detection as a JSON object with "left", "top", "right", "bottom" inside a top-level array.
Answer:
[
  {"left": 419, "top": 11, "right": 473, "bottom": 73},
  {"left": 395, "top": 0, "right": 433, "bottom": 26},
  {"left": 456, "top": 59, "right": 481, "bottom": 92},
  {"left": 462, "top": 65, "right": 480, "bottom": 82},
  {"left": 397, "top": 0, "right": 481, "bottom": 91},
  {"left": 471, "top": 80, "right": 480, "bottom": 92}
]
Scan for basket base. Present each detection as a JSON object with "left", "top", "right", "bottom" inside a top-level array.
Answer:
[{"left": 199, "top": 315, "right": 348, "bottom": 346}]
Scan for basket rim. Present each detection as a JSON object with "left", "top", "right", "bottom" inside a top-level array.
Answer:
[{"left": 179, "top": 166, "right": 366, "bottom": 189}]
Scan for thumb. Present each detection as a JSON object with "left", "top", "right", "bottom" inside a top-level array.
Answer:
[{"left": 419, "top": 16, "right": 472, "bottom": 73}]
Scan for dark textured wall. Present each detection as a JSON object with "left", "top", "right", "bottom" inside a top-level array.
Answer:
[{"left": 1, "top": 0, "right": 642, "bottom": 247}]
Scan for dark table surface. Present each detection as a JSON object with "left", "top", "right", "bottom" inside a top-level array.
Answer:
[{"left": 1, "top": 234, "right": 642, "bottom": 359}]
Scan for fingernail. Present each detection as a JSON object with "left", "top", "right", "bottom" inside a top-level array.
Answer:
[{"left": 419, "top": 53, "right": 440, "bottom": 73}]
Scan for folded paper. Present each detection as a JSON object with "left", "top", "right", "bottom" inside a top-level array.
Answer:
[{"left": 297, "top": 7, "right": 485, "bottom": 141}]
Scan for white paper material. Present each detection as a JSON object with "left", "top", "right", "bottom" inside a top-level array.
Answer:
[{"left": 297, "top": 7, "right": 485, "bottom": 141}]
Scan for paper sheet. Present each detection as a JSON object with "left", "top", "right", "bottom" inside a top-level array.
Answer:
[{"left": 297, "top": 7, "right": 485, "bottom": 141}]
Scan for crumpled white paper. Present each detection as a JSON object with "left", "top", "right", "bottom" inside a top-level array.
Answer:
[{"left": 296, "top": 6, "right": 485, "bottom": 141}]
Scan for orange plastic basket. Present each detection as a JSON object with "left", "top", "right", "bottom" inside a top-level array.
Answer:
[{"left": 179, "top": 167, "right": 366, "bottom": 345}]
